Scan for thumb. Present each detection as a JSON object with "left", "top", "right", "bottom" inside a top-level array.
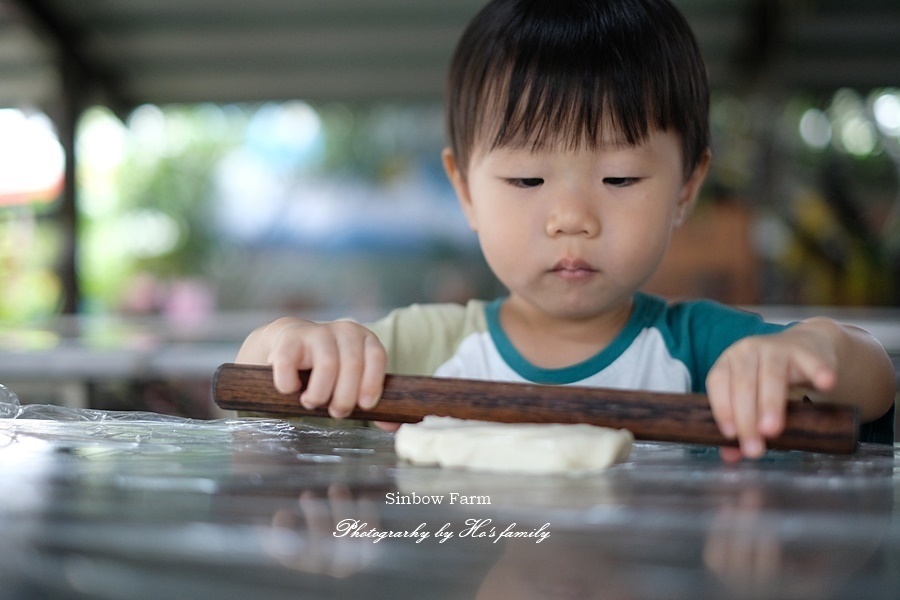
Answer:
[{"left": 788, "top": 351, "right": 836, "bottom": 393}]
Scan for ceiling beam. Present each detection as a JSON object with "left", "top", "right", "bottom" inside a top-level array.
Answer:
[{"left": 4, "top": 0, "right": 134, "bottom": 115}]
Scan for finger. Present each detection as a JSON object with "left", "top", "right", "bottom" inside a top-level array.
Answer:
[
  {"left": 374, "top": 421, "right": 401, "bottom": 432},
  {"left": 753, "top": 533, "right": 781, "bottom": 584},
  {"left": 358, "top": 334, "right": 387, "bottom": 410},
  {"left": 270, "top": 508, "right": 297, "bottom": 531},
  {"left": 300, "top": 488, "right": 359, "bottom": 579},
  {"left": 707, "top": 362, "right": 737, "bottom": 439},
  {"left": 328, "top": 485, "right": 377, "bottom": 578},
  {"left": 356, "top": 495, "right": 380, "bottom": 566},
  {"left": 703, "top": 541, "right": 727, "bottom": 581},
  {"left": 328, "top": 328, "right": 367, "bottom": 419},
  {"left": 757, "top": 353, "right": 789, "bottom": 438},
  {"left": 702, "top": 528, "right": 727, "bottom": 574},
  {"left": 300, "top": 337, "right": 339, "bottom": 409},
  {"left": 729, "top": 525, "right": 755, "bottom": 583},
  {"left": 264, "top": 509, "right": 306, "bottom": 569},
  {"left": 297, "top": 490, "right": 331, "bottom": 574},
  {"left": 729, "top": 351, "right": 764, "bottom": 458},
  {"left": 271, "top": 359, "right": 304, "bottom": 395},
  {"left": 266, "top": 320, "right": 313, "bottom": 394},
  {"left": 299, "top": 489, "right": 332, "bottom": 542},
  {"left": 718, "top": 446, "right": 743, "bottom": 463},
  {"left": 327, "top": 484, "right": 355, "bottom": 525}
]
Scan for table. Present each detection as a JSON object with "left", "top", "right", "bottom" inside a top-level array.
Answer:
[{"left": 1, "top": 390, "right": 897, "bottom": 600}]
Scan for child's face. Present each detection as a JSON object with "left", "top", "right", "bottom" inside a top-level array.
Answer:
[{"left": 444, "top": 128, "right": 709, "bottom": 321}]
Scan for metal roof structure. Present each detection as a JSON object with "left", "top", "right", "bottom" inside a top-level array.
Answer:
[
  {"left": 1, "top": 0, "right": 899, "bottom": 114},
  {"left": 1, "top": 0, "right": 898, "bottom": 313}
]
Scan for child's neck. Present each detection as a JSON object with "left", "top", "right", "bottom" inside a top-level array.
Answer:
[{"left": 498, "top": 297, "right": 634, "bottom": 369}]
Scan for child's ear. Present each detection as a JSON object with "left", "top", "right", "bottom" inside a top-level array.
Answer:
[
  {"left": 442, "top": 148, "right": 478, "bottom": 231},
  {"left": 674, "top": 148, "right": 712, "bottom": 226}
]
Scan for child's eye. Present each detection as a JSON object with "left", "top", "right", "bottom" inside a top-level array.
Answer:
[
  {"left": 507, "top": 178, "right": 544, "bottom": 188},
  {"left": 603, "top": 177, "right": 639, "bottom": 188}
]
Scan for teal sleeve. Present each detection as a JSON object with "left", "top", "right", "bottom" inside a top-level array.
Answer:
[{"left": 662, "top": 300, "right": 790, "bottom": 394}]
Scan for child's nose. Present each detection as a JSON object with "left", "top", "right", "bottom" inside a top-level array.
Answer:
[{"left": 544, "top": 193, "right": 600, "bottom": 237}]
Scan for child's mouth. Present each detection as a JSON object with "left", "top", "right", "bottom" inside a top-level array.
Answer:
[{"left": 551, "top": 258, "right": 597, "bottom": 280}]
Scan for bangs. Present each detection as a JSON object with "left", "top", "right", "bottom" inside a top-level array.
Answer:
[
  {"left": 446, "top": 0, "right": 709, "bottom": 177},
  {"left": 479, "top": 55, "right": 653, "bottom": 154}
]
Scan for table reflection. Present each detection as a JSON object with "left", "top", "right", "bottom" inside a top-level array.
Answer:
[{"left": 0, "top": 391, "right": 897, "bottom": 599}]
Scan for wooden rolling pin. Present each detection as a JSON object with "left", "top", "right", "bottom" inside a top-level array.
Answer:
[{"left": 213, "top": 363, "right": 859, "bottom": 454}]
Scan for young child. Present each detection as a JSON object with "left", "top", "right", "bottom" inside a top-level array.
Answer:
[{"left": 237, "top": 0, "right": 896, "bottom": 459}]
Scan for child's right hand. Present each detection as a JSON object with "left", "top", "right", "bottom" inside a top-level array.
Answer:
[{"left": 236, "top": 317, "right": 387, "bottom": 419}]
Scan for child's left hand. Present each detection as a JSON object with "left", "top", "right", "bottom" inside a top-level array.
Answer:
[{"left": 706, "top": 323, "right": 840, "bottom": 460}]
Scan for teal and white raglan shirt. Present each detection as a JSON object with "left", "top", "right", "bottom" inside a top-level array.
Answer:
[
  {"left": 367, "top": 292, "right": 786, "bottom": 394},
  {"left": 361, "top": 291, "right": 892, "bottom": 443}
]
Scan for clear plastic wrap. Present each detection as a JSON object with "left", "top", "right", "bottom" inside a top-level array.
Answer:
[
  {"left": 0, "top": 381, "right": 206, "bottom": 423},
  {"left": 0, "top": 381, "right": 391, "bottom": 444}
]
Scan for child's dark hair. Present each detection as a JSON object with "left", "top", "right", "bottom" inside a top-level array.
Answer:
[{"left": 446, "top": 0, "right": 710, "bottom": 179}]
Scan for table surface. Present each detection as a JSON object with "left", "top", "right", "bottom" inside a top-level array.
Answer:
[{"left": 1, "top": 393, "right": 898, "bottom": 600}]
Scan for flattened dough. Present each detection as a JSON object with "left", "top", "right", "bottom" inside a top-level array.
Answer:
[{"left": 394, "top": 416, "right": 633, "bottom": 474}]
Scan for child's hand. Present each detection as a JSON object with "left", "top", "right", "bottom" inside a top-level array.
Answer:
[
  {"left": 706, "top": 324, "right": 839, "bottom": 459},
  {"left": 236, "top": 317, "right": 387, "bottom": 419}
]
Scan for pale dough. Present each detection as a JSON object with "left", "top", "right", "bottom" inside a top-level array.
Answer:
[{"left": 394, "top": 416, "right": 633, "bottom": 474}]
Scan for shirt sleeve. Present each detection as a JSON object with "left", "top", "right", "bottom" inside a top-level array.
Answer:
[
  {"left": 663, "top": 299, "right": 791, "bottom": 393},
  {"left": 366, "top": 301, "right": 487, "bottom": 376}
]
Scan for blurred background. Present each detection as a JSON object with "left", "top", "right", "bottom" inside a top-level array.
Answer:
[{"left": 0, "top": 0, "right": 899, "bottom": 414}]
